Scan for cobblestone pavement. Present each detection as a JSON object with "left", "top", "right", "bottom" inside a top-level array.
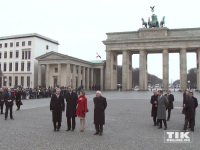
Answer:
[{"left": 0, "top": 91, "right": 200, "bottom": 150}]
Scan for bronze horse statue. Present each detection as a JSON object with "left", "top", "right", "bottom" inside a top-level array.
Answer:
[
  {"left": 141, "top": 18, "right": 147, "bottom": 28},
  {"left": 160, "top": 16, "right": 165, "bottom": 27}
]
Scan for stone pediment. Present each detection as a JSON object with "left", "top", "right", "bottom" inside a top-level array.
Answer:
[{"left": 36, "top": 51, "right": 68, "bottom": 60}]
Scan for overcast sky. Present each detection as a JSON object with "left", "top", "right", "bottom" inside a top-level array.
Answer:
[{"left": 1, "top": 0, "right": 199, "bottom": 82}]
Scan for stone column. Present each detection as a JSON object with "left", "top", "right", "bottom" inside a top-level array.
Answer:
[
  {"left": 180, "top": 48, "right": 187, "bottom": 91},
  {"left": 72, "top": 65, "right": 76, "bottom": 89},
  {"left": 86, "top": 68, "right": 89, "bottom": 90},
  {"left": 46, "top": 64, "right": 50, "bottom": 87},
  {"left": 66, "top": 63, "right": 71, "bottom": 86},
  {"left": 91, "top": 68, "right": 93, "bottom": 87},
  {"left": 38, "top": 64, "right": 42, "bottom": 86},
  {"left": 139, "top": 50, "right": 148, "bottom": 91},
  {"left": 82, "top": 67, "right": 85, "bottom": 89},
  {"left": 163, "top": 49, "right": 169, "bottom": 91},
  {"left": 105, "top": 51, "right": 111, "bottom": 90},
  {"left": 100, "top": 67, "right": 104, "bottom": 90},
  {"left": 122, "top": 50, "right": 132, "bottom": 90},
  {"left": 78, "top": 66, "right": 81, "bottom": 87},
  {"left": 57, "top": 64, "right": 61, "bottom": 86},
  {"left": 196, "top": 48, "right": 200, "bottom": 91}
]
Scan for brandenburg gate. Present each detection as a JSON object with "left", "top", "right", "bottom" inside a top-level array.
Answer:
[{"left": 103, "top": 27, "right": 200, "bottom": 91}]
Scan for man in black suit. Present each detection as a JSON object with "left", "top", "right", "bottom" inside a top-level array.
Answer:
[
  {"left": 0, "top": 88, "right": 4, "bottom": 114},
  {"left": 93, "top": 91, "right": 107, "bottom": 136},
  {"left": 65, "top": 86, "right": 78, "bottom": 131},
  {"left": 50, "top": 88, "right": 65, "bottom": 131},
  {"left": 4, "top": 88, "right": 15, "bottom": 120},
  {"left": 150, "top": 90, "right": 158, "bottom": 126},
  {"left": 165, "top": 90, "right": 174, "bottom": 121},
  {"left": 190, "top": 92, "right": 198, "bottom": 128},
  {"left": 15, "top": 88, "right": 22, "bottom": 110},
  {"left": 183, "top": 90, "right": 195, "bottom": 132}
]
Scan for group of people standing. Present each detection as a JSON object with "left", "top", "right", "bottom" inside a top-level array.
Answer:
[
  {"left": 0, "top": 88, "right": 22, "bottom": 120},
  {"left": 50, "top": 86, "right": 107, "bottom": 136},
  {"left": 150, "top": 89, "right": 198, "bottom": 132}
]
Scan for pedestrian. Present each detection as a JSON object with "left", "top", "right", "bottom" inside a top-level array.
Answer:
[
  {"left": 0, "top": 88, "right": 4, "bottom": 114},
  {"left": 190, "top": 92, "right": 198, "bottom": 127},
  {"left": 65, "top": 86, "right": 78, "bottom": 131},
  {"left": 4, "top": 88, "right": 15, "bottom": 120},
  {"left": 165, "top": 90, "right": 174, "bottom": 121},
  {"left": 150, "top": 90, "right": 158, "bottom": 126},
  {"left": 76, "top": 90, "right": 88, "bottom": 132},
  {"left": 50, "top": 88, "right": 65, "bottom": 131},
  {"left": 93, "top": 91, "right": 107, "bottom": 136},
  {"left": 157, "top": 90, "right": 168, "bottom": 130},
  {"left": 16, "top": 88, "right": 22, "bottom": 110},
  {"left": 182, "top": 90, "right": 195, "bottom": 132}
]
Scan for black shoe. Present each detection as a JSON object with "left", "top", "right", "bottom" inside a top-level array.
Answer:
[
  {"left": 66, "top": 129, "right": 71, "bottom": 131},
  {"left": 94, "top": 132, "right": 99, "bottom": 135},
  {"left": 72, "top": 129, "right": 74, "bottom": 131},
  {"left": 164, "top": 127, "right": 167, "bottom": 130},
  {"left": 54, "top": 129, "right": 56, "bottom": 131},
  {"left": 191, "top": 129, "right": 194, "bottom": 132},
  {"left": 158, "top": 127, "right": 162, "bottom": 129},
  {"left": 99, "top": 132, "right": 103, "bottom": 136},
  {"left": 5, "top": 118, "right": 7, "bottom": 120},
  {"left": 11, "top": 117, "right": 14, "bottom": 120}
]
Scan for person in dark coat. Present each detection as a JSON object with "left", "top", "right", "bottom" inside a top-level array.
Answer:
[
  {"left": 50, "top": 88, "right": 65, "bottom": 131},
  {"left": 183, "top": 90, "right": 195, "bottom": 132},
  {"left": 15, "top": 88, "right": 22, "bottom": 110},
  {"left": 93, "top": 91, "right": 107, "bottom": 136},
  {"left": 165, "top": 90, "right": 174, "bottom": 121},
  {"left": 4, "top": 88, "right": 15, "bottom": 120},
  {"left": 150, "top": 90, "right": 158, "bottom": 126},
  {"left": 190, "top": 92, "right": 198, "bottom": 128},
  {"left": 0, "top": 88, "right": 4, "bottom": 114},
  {"left": 157, "top": 90, "right": 168, "bottom": 130},
  {"left": 65, "top": 86, "right": 78, "bottom": 131}
]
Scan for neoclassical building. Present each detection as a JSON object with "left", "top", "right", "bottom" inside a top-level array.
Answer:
[
  {"left": 103, "top": 27, "right": 200, "bottom": 91},
  {"left": 36, "top": 51, "right": 105, "bottom": 90}
]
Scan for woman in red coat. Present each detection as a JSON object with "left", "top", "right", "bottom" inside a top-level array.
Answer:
[{"left": 76, "top": 90, "right": 88, "bottom": 132}]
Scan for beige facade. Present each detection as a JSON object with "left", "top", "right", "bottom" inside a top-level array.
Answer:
[
  {"left": 36, "top": 51, "right": 105, "bottom": 90},
  {"left": 103, "top": 27, "right": 200, "bottom": 91}
]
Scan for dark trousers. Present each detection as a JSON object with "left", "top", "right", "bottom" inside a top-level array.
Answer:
[
  {"left": 153, "top": 116, "right": 158, "bottom": 125},
  {"left": 185, "top": 118, "right": 194, "bottom": 130},
  {"left": 53, "top": 121, "right": 61, "bottom": 130},
  {"left": 95, "top": 124, "right": 103, "bottom": 133},
  {"left": 16, "top": 103, "right": 20, "bottom": 110},
  {"left": 5, "top": 105, "right": 13, "bottom": 119},
  {"left": 67, "top": 117, "right": 76, "bottom": 130},
  {"left": 167, "top": 108, "right": 171, "bottom": 120},
  {"left": 159, "top": 119, "right": 167, "bottom": 128},
  {"left": 0, "top": 103, "right": 4, "bottom": 114}
]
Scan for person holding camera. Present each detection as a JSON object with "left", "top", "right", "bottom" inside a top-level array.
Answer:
[{"left": 76, "top": 90, "right": 88, "bottom": 132}]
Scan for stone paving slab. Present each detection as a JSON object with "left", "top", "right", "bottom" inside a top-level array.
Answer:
[{"left": 0, "top": 91, "right": 200, "bottom": 150}]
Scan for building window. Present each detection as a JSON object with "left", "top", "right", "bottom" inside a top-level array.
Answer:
[
  {"left": 10, "top": 52, "right": 13, "bottom": 58},
  {"left": 10, "top": 42, "right": 13, "bottom": 47},
  {"left": 9, "top": 63, "right": 12, "bottom": 71},
  {"left": 22, "top": 41, "right": 25, "bottom": 46},
  {"left": 3, "top": 76, "right": 7, "bottom": 86},
  {"left": 4, "top": 52, "right": 7, "bottom": 58},
  {"left": 4, "top": 43, "right": 7, "bottom": 48},
  {"left": 46, "top": 45, "right": 49, "bottom": 50},
  {"left": 25, "top": 51, "right": 27, "bottom": 59},
  {"left": 15, "top": 76, "right": 18, "bottom": 86},
  {"left": 21, "top": 62, "right": 24, "bottom": 71},
  {"left": 9, "top": 76, "right": 12, "bottom": 86},
  {"left": 22, "top": 51, "right": 24, "bottom": 59},
  {"left": 27, "top": 76, "right": 30, "bottom": 87},
  {"left": 0, "top": 63, "right": 1, "bottom": 71},
  {"left": 21, "top": 76, "right": 24, "bottom": 86},
  {"left": 0, "top": 53, "right": 1, "bottom": 59},
  {"left": 4, "top": 63, "right": 6, "bottom": 71},
  {"left": 16, "top": 51, "right": 19, "bottom": 58},
  {"left": 28, "top": 51, "right": 31, "bottom": 59},
  {"left": 16, "top": 42, "right": 19, "bottom": 47},
  {"left": 55, "top": 68, "right": 58, "bottom": 73},
  {"left": 28, "top": 41, "right": 31, "bottom": 46},
  {"left": 0, "top": 44, "right": 2, "bottom": 48},
  {"left": 15, "top": 62, "right": 18, "bottom": 71},
  {"left": 27, "top": 62, "right": 31, "bottom": 71}
]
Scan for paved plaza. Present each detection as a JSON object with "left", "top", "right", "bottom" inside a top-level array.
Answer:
[{"left": 0, "top": 90, "right": 200, "bottom": 150}]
